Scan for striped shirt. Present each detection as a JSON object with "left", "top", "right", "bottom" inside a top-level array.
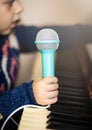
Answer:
[
  {"left": 0, "top": 35, "right": 37, "bottom": 120},
  {"left": 0, "top": 35, "right": 19, "bottom": 93}
]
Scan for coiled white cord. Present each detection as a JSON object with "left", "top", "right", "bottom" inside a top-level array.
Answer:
[{"left": 1, "top": 104, "right": 49, "bottom": 130}]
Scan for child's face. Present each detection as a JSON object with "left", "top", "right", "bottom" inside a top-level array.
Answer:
[{"left": 0, "top": 0, "right": 23, "bottom": 35}]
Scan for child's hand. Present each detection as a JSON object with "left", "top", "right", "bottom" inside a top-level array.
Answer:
[{"left": 32, "top": 76, "right": 59, "bottom": 106}]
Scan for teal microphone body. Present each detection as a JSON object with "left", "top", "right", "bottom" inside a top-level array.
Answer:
[
  {"left": 35, "top": 28, "right": 60, "bottom": 78},
  {"left": 41, "top": 49, "right": 55, "bottom": 77}
]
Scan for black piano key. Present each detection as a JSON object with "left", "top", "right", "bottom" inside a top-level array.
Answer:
[{"left": 47, "top": 49, "right": 92, "bottom": 129}]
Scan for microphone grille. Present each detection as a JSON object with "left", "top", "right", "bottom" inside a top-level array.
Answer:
[{"left": 35, "top": 28, "right": 60, "bottom": 50}]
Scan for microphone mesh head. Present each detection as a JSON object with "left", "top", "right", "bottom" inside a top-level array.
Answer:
[{"left": 35, "top": 28, "right": 60, "bottom": 50}]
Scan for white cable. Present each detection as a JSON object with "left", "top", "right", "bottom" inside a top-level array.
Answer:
[
  {"left": 1, "top": 104, "right": 49, "bottom": 130},
  {"left": 10, "top": 117, "right": 19, "bottom": 126}
]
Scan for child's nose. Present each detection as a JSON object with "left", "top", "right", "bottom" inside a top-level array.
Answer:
[{"left": 14, "top": 1, "right": 24, "bottom": 14}]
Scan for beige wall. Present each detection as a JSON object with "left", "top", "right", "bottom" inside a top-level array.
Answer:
[
  {"left": 21, "top": 0, "right": 92, "bottom": 26},
  {"left": 16, "top": 0, "right": 92, "bottom": 85}
]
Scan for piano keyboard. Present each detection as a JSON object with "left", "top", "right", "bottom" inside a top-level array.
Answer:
[
  {"left": 1, "top": 30, "right": 92, "bottom": 130},
  {"left": 47, "top": 48, "right": 92, "bottom": 130},
  {"left": 17, "top": 47, "right": 92, "bottom": 130},
  {"left": 18, "top": 107, "right": 50, "bottom": 130}
]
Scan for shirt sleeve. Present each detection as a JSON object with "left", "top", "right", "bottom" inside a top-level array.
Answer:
[{"left": 0, "top": 81, "right": 38, "bottom": 119}]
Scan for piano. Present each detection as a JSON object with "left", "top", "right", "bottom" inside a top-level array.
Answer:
[
  {"left": 2, "top": 45, "right": 92, "bottom": 130},
  {"left": 47, "top": 46, "right": 92, "bottom": 130}
]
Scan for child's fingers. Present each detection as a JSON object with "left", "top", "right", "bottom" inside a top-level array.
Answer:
[
  {"left": 46, "top": 83, "right": 59, "bottom": 91},
  {"left": 46, "top": 90, "right": 59, "bottom": 99},
  {"left": 43, "top": 76, "right": 58, "bottom": 84},
  {"left": 45, "top": 96, "right": 58, "bottom": 105}
]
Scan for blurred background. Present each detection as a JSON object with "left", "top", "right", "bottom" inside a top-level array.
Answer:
[
  {"left": 14, "top": 0, "right": 92, "bottom": 85},
  {"left": 21, "top": 0, "right": 92, "bottom": 26}
]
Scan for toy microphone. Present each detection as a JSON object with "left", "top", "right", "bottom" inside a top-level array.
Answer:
[{"left": 35, "top": 28, "right": 60, "bottom": 78}]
